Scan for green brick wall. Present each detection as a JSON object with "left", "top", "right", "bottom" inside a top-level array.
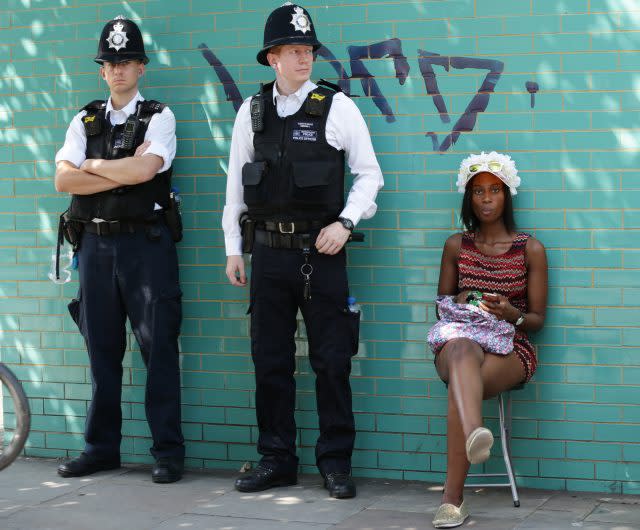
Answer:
[{"left": 1, "top": 0, "right": 639, "bottom": 494}]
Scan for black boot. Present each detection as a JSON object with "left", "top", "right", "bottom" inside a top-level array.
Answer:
[
  {"left": 152, "top": 456, "right": 184, "bottom": 484},
  {"left": 235, "top": 463, "right": 297, "bottom": 492},
  {"left": 324, "top": 472, "right": 356, "bottom": 499},
  {"left": 57, "top": 452, "right": 120, "bottom": 478}
]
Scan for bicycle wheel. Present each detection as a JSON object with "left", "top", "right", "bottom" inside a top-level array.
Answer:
[{"left": 0, "top": 363, "right": 31, "bottom": 470}]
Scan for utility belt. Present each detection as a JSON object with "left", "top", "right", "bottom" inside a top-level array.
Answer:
[
  {"left": 240, "top": 216, "right": 328, "bottom": 253},
  {"left": 260, "top": 220, "right": 326, "bottom": 234},
  {"left": 83, "top": 219, "right": 157, "bottom": 236},
  {"left": 254, "top": 229, "right": 314, "bottom": 250},
  {"left": 253, "top": 228, "right": 365, "bottom": 250}
]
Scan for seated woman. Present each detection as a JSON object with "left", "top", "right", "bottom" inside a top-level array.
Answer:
[{"left": 430, "top": 152, "right": 548, "bottom": 528}]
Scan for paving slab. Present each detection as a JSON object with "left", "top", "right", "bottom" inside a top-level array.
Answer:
[
  {"left": 2, "top": 458, "right": 640, "bottom": 530},
  {"left": 538, "top": 494, "right": 600, "bottom": 518},
  {"left": 0, "top": 458, "right": 124, "bottom": 518},
  {"left": 585, "top": 502, "right": 640, "bottom": 525},
  {"left": 364, "top": 483, "right": 442, "bottom": 514},
  {"left": 156, "top": 514, "right": 331, "bottom": 530},
  {"left": 3, "top": 480, "right": 201, "bottom": 530},
  {"left": 190, "top": 478, "right": 375, "bottom": 524},
  {"left": 334, "top": 508, "right": 440, "bottom": 529}
]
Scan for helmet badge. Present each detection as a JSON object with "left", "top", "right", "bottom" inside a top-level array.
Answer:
[
  {"left": 106, "top": 20, "right": 129, "bottom": 51},
  {"left": 290, "top": 6, "right": 311, "bottom": 34}
]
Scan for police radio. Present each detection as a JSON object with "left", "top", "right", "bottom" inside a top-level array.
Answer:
[
  {"left": 121, "top": 115, "right": 140, "bottom": 150},
  {"left": 250, "top": 83, "right": 265, "bottom": 133}
]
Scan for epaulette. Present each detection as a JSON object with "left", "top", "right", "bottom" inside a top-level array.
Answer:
[
  {"left": 316, "top": 78, "right": 342, "bottom": 94},
  {"left": 81, "top": 100, "right": 105, "bottom": 136},
  {"left": 139, "top": 99, "right": 166, "bottom": 115},
  {"left": 81, "top": 100, "right": 106, "bottom": 112},
  {"left": 255, "top": 80, "right": 275, "bottom": 98},
  {"left": 136, "top": 100, "right": 167, "bottom": 126},
  {"left": 305, "top": 84, "right": 336, "bottom": 117}
]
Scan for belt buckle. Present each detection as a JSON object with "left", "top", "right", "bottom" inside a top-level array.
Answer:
[{"left": 278, "top": 222, "right": 295, "bottom": 234}]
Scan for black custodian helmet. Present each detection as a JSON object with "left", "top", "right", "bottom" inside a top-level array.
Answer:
[
  {"left": 257, "top": 2, "right": 322, "bottom": 66},
  {"left": 95, "top": 16, "right": 149, "bottom": 65}
]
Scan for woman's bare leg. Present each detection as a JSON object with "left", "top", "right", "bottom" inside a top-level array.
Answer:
[
  {"left": 435, "top": 341, "right": 526, "bottom": 506},
  {"left": 436, "top": 338, "right": 484, "bottom": 438},
  {"left": 441, "top": 390, "right": 470, "bottom": 506}
]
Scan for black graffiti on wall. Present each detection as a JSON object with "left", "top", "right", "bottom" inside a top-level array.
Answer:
[
  {"left": 198, "top": 44, "right": 244, "bottom": 112},
  {"left": 418, "top": 52, "right": 503, "bottom": 151},
  {"left": 347, "top": 39, "right": 411, "bottom": 123},
  {"left": 198, "top": 38, "right": 512, "bottom": 152}
]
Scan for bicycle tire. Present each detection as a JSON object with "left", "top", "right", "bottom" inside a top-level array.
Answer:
[{"left": 0, "top": 363, "right": 31, "bottom": 471}]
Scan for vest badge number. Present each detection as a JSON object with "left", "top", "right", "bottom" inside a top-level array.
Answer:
[
  {"left": 292, "top": 121, "right": 318, "bottom": 142},
  {"left": 290, "top": 6, "right": 311, "bottom": 34},
  {"left": 107, "top": 21, "right": 129, "bottom": 51}
]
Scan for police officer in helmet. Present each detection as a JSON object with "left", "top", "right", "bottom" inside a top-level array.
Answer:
[
  {"left": 223, "top": 3, "right": 383, "bottom": 498},
  {"left": 54, "top": 16, "right": 185, "bottom": 483}
]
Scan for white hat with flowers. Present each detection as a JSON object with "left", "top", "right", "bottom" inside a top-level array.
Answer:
[{"left": 456, "top": 151, "right": 521, "bottom": 196}]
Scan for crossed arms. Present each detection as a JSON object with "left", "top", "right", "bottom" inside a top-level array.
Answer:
[{"left": 55, "top": 142, "right": 162, "bottom": 195}]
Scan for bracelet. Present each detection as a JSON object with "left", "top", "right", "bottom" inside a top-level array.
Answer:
[{"left": 514, "top": 311, "right": 525, "bottom": 326}]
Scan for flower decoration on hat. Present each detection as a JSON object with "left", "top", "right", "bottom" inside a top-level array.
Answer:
[
  {"left": 290, "top": 5, "right": 311, "bottom": 34},
  {"left": 456, "top": 151, "right": 521, "bottom": 196}
]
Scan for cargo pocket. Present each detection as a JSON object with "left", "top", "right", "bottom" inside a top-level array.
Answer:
[
  {"left": 156, "top": 285, "right": 183, "bottom": 340},
  {"left": 68, "top": 288, "right": 83, "bottom": 332},
  {"left": 345, "top": 308, "right": 361, "bottom": 357},
  {"left": 291, "top": 161, "right": 332, "bottom": 206},
  {"left": 242, "top": 161, "right": 268, "bottom": 208}
]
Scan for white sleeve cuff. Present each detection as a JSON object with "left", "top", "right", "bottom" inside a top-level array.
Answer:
[
  {"left": 225, "top": 235, "right": 243, "bottom": 256},
  {"left": 54, "top": 148, "right": 86, "bottom": 169},
  {"left": 339, "top": 204, "right": 369, "bottom": 226},
  {"left": 142, "top": 142, "right": 171, "bottom": 173}
]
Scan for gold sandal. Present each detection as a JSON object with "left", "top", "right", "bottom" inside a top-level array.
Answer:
[
  {"left": 465, "top": 426, "right": 493, "bottom": 464},
  {"left": 432, "top": 501, "right": 469, "bottom": 528}
]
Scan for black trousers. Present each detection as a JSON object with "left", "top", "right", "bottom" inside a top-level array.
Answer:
[
  {"left": 249, "top": 240, "right": 359, "bottom": 475},
  {"left": 69, "top": 224, "right": 184, "bottom": 460}
]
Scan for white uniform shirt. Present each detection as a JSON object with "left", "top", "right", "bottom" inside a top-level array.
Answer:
[
  {"left": 222, "top": 80, "right": 384, "bottom": 256},
  {"left": 55, "top": 91, "right": 177, "bottom": 174}
]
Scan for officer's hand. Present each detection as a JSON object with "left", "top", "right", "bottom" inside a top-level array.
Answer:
[
  {"left": 226, "top": 255, "right": 247, "bottom": 286},
  {"left": 134, "top": 141, "right": 151, "bottom": 157},
  {"left": 315, "top": 222, "right": 350, "bottom": 255}
]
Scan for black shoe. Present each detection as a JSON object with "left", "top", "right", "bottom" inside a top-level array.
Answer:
[
  {"left": 234, "top": 463, "right": 297, "bottom": 492},
  {"left": 152, "top": 456, "right": 184, "bottom": 484},
  {"left": 57, "top": 452, "right": 120, "bottom": 478},
  {"left": 324, "top": 472, "right": 356, "bottom": 499}
]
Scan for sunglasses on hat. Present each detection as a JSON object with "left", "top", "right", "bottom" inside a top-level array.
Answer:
[{"left": 468, "top": 161, "right": 503, "bottom": 174}]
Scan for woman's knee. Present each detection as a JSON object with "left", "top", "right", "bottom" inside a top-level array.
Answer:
[{"left": 441, "top": 338, "right": 483, "bottom": 364}]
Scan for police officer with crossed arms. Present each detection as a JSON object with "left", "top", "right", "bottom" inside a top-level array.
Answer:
[
  {"left": 55, "top": 16, "right": 185, "bottom": 483},
  {"left": 223, "top": 3, "right": 383, "bottom": 498}
]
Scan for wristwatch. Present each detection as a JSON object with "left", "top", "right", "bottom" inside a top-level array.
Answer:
[
  {"left": 514, "top": 312, "right": 525, "bottom": 326},
  {"left": 337, "top": 217, "right": 354, "bottom": 232}
]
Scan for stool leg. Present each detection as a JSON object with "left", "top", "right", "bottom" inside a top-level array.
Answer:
[{"left": 498, "top": 392, "right": 520, "bottom": 507}]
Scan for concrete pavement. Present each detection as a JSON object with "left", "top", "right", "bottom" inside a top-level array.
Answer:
[{"left": 1, "top": 458, "right": 639, "bottom": 529}]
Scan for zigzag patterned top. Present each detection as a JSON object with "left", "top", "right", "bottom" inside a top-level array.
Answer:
[{"left": 458, "top": 231, "right": 537, "bottom": 381}]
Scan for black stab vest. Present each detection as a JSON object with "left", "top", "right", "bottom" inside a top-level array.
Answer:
[
  {"left": 242, "top": 82, "right": 345, "bottom": 223},
  {"left": 67, "top": 99, "right": 172, "bottom": 222}
]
